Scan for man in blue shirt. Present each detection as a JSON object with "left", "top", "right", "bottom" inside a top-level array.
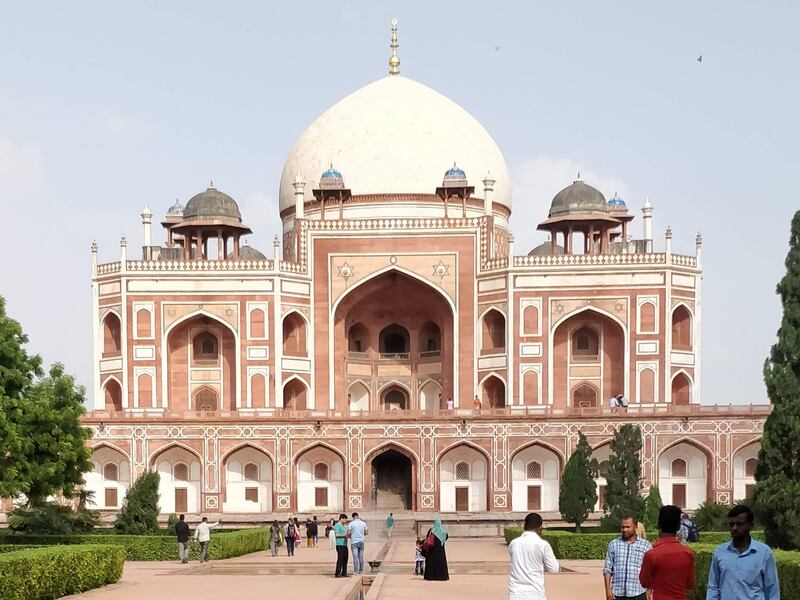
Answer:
[
  {"left": 707, "top": 505, "right": 780, "bottom": 600},
  {"left": 603, "top": 514, "right": 652, "bottom": 600},
  {"left": 348, "top": 512, "right": 369, "bottom": 575}
]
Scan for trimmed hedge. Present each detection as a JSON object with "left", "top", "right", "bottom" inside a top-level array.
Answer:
[
  {"left": 0, "top": 544, "right": 124, "bottom": 600},
  {"left": 0, "top": 528, "right": 267, "bottom": 561},
  {"left": 503, "top": 528, "right": 766, "bottom": 554},
  {"left": 0, "top": 545, "right": 42, "bottom": 554}
]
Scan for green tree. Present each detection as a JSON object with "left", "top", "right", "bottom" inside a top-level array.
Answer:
[
  {"left": 601, "top": 424, "right": 645, "bottom": 530},
  {"left": 559, "top": 432, "right": 598, "bottom": 532},
  {"left": 0, "top": 296, "right": 43, "bottom": 498},
  {"left": 754, "top": 211, "right": 800, "bottom": 550},
  {"left": 13, "top": 364, "right": 93, "bottom": 506},
  {"left": 643, "top": 485, "right": 662, "bottom": 537},
  {"left": 114, "top": 471, "right": 161, "bottom": 534}
]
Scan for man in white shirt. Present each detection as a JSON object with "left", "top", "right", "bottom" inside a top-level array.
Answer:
[
  {"left": 193, "top": 516, "right": 220, "bottom": 563},
  {"left": 508, "top": 512, "right": 560, "bottom": 600}
]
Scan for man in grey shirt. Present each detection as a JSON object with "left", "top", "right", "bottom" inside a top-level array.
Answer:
[{"left": 348, "top": 512, "right": 369, "bottom": 575}]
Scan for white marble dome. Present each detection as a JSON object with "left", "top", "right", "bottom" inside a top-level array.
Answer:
[{"left": 278, "top": 75, "right": 511, "bottom": 214}]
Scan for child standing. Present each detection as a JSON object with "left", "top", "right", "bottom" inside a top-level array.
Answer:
[{"left": 414, "top": 539, "right": 425, "bottom": 576}]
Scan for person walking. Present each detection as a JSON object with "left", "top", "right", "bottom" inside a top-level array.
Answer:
[
  {"left": 175, "top": 514, "right": 191, "bottom": 564},
  {"left": 334, "top": 513, "right": 350, "bottom": 578},
  {"left": 306, "top": 517, "right": 314, "bottom": 548},
  {"left": 639, "top": 505, "right": 695, "bottom": 599},
  {"left": 327, "top": 518, "right": 336, "bottom": 549},
  {"left": 507, "top": 512, "right": 559, "bottom": 599},
  {"left": 603, "top": 515, "right": 652, "bottom": 600},
  {"left": 423, "top": 519, "right": 449, "bottom": 581},
  {"left": 386, "top": 513, "right": 395, "bottom": 538},
  {"left": 348, "top": 512, "right": 368, "bottom": 575},
  {"left": 286, "top": 519, "right": 297, "bottom": 556},
  {"left": 311, "top": 516, "right": 319, "bottom": 547},
  {"left": 706, "top": 505, "right": 779, "bottom": 600},
  {"left": 269, "top": 520, "right": 283, "bottom": 557},
  {"left": 193, "top": 516, "right": 219, "bottom": 563}
]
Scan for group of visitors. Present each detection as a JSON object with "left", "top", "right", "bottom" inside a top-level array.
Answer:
[
  {"left": 600, "top": 504, "right": 778, "bottom": 600},
  {"left": 173, "top": 514, "right": 219, "bottom": 564},
  {"left": 509, "top": 504, "right": 779, "bottom": 600},
  {"left": 267, "top": 516, "right": 322, "bottom": 556}
]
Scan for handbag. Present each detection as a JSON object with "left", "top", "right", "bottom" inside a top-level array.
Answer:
[{"left": 421, "top": 531, "right": 436, "bottom": 552}]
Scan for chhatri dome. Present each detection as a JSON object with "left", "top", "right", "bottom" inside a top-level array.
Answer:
[{"left": 278, "top": 19, "right": 511, "bottom": 214}]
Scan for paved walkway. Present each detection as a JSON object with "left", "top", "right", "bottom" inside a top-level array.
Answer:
[{"left": 67, "top": 538, "right": 607, "bottom": 599}]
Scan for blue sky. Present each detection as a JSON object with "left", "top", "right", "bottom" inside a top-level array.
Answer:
[{"left": 1, "top": 1, "right": 797, "bottom": 406}]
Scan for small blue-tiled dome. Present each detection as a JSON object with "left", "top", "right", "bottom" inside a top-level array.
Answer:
[
  {"left": 442, "top": 162, "right": 468, "bottom": 186},
  {"left": 319, "top": 164, "right": 345, "bottom": 189},
  {"left": 166, "top": 199, "right": 184, "bottom": 217},
  {"left": 607, "top": 193, "right": 627, "bottom": 209}
]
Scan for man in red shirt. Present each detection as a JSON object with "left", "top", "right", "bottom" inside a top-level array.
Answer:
[{"left": 639, "top": 505, "right": 695, "bottom": 599}]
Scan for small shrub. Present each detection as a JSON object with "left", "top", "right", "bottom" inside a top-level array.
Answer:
[
  {"left": 114, "top": 470, "right": 160, "bottom": 534},
  {"left": 692, "top": 501, "right": 730, "bottom": 532},
  {"left": 7, "top": 504, "right": 74, "bottom": 535},
  {"left": 166, "top": 514, "right": 178, "bottom": 536},
  {"left": 643, "top": 485, "right": 663, "bottom": 536},
  {"left": 0, "top": 544, "right": 124, "bottom": 600}
]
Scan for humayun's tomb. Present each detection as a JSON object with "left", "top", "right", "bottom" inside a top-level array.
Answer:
[{"left": 78, "top": 21, "right": 767, "bottom": 523}]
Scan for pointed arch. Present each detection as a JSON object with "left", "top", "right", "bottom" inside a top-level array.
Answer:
[
  {"left": 437, "top": 441, "right": 490, "bottom": 512},
  {"left": 89, "top": 441, "right": 132, "bottom": 464},
  {"left": 162, "top": 309, "right": 240, "bottom": 411},
  {"left": 479, "top": 307, "right": 506, "bottom": 354},
  {"left": 149, "top": 441, "right": 204, "bottom": 467},
  {"left": 671, "top": 370, "right": 693, "bottom": 405},
  {"left": 293, "top": 441, "right": 348, "bottom": 465},
  {"left": 101, "top": 311, "right": 122, "bottom": 356},
  {"left": 282, "top": 375, "right": 309, "bottom": 410},
  {"left": 347, "top": 379, "right": 370, "bottom": 411},
  {"left": 101, "top": 376, "right": 123, "bottom": 411},
  {"left": 479, "top": 372, "right": 506, "bottom": 408},
  {"left": 221, "top": 441, "right": 276, "bottom": 466},
  {"left": 671, "top": 303, "right": 693, "bottom": 350},
  {"left": 377, "top": 379, "right": 412, "bottom": 395}
]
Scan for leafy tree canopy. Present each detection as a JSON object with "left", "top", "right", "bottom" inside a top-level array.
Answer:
[
  {"left": 601, "top": 424, "right": 645, "bottom": 530},
  {"left": 114, "top": 471, "right": 161, "bottom": 534},
  {"left": 559, "top": 431, "right": 598, "bottom": 532},
  {"left": 755, "top": 211, "right": 800, "bottom": 550}
]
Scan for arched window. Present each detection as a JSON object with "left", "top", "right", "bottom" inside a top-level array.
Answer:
[
  {"left": 481, "top": 310, "right": 506, "bottom": 354},
  {"left": 103, "top": 463, "right": 119, "bottom": 481},
  {"left": 573, "top": 384, "right": 598, "bottom": 408},
  {"left": 102, "top": 313, "right": 121, "bottom": 356},
  {"left": 745, "top": 458, "right": 757, "bottom": 478},
  {"left": 671, "top": 458, "right": 687, "bottom": 477},
  {"left": 243, "top": 462, "right": 259, "bottom": 481},
  {"left": 136, "top": 308, "right": 152, "bottom": 338},
  {"left": 379, "top": 324, "right": 409, "bottom": 356},
  {"left": 313, "top": 462, "right": 329, "bottom": 481},
  {"left": 455, "top": 461, "right": 471, "bottom": 481},
  {"left": 249, "top": 308, "right": 266, "bottom": 339},
  {"left": 194, "top": 387, "right": 218, "bottom": 412},
  {"left": 347, "top": 322, "right": 369, "bottom": 354},
  {"left": 283, "top": 312, "right": 307, "bottom": 357},
  {"left": 192, "top": 332, "right": 218, "bottom": 363},
  {"left": 671, "top": 373, "right": 691, "bottom": 405},
  {"left": 482, "top": 375, "right": 506, "bottom": 409},
  {"left": 523, "top": 305, "right": 539, "bottom": 336},
  {"left": 572, "top": 327, "right": 599, "bottom": 360},
  {"left": 104, "top": 379, "right": 123, "bottom": 412},
  {"left": 526, "top": 461, "right": 542, "bottom": 479},
  {"left": 173, "top": 463, "right": 189, "bottom": 482},
  {"left": 419, "top": 321, "right": 441, "bottom": 354},
  {"left": 672, "top": 306, "right": 692, "bottom": 350},
  {"left": 639, "top": 302, "right": 656, "bottom": 333},
  {"left": 283, "top": 378, "right": 308, "bottom": 410}
]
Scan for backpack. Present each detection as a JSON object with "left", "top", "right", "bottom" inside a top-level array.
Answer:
[{"left": 686, "top": 523, "right": 699, "bottom": 543}]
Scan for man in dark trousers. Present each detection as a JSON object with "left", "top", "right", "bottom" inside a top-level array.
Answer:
[
  {"left": 334, "top": 513, "right": 350, "bottom": 577},
  {"left": 175, "top": 514, "right": 191, "bottom": 564},
  {"left": 639, "top": 505, "right": 695, "bottom": 599}
]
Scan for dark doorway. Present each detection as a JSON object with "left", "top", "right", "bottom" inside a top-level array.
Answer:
[
  {"left": 455, "top": 487, "right": 469, "bottom": 511},
  {"left": 371, "top": 449, "right": 413, "bottom": 511}
]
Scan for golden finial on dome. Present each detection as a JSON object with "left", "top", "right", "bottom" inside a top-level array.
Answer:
[{"left": 388, "top": 17, "right": 400, "bottom": 76}]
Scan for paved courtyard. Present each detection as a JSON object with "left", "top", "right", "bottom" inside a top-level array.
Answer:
[{"left": 68, "top": 538, "right": 606, "bottom": 599}]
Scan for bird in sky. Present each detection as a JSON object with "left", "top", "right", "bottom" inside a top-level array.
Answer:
[{"left": 697, "top": 55, "right": 703, "bottom": 63}]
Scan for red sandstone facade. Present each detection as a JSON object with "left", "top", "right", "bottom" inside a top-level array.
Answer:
[{"left": 82, "top": 47, "right": 766, "bottom": 517}]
